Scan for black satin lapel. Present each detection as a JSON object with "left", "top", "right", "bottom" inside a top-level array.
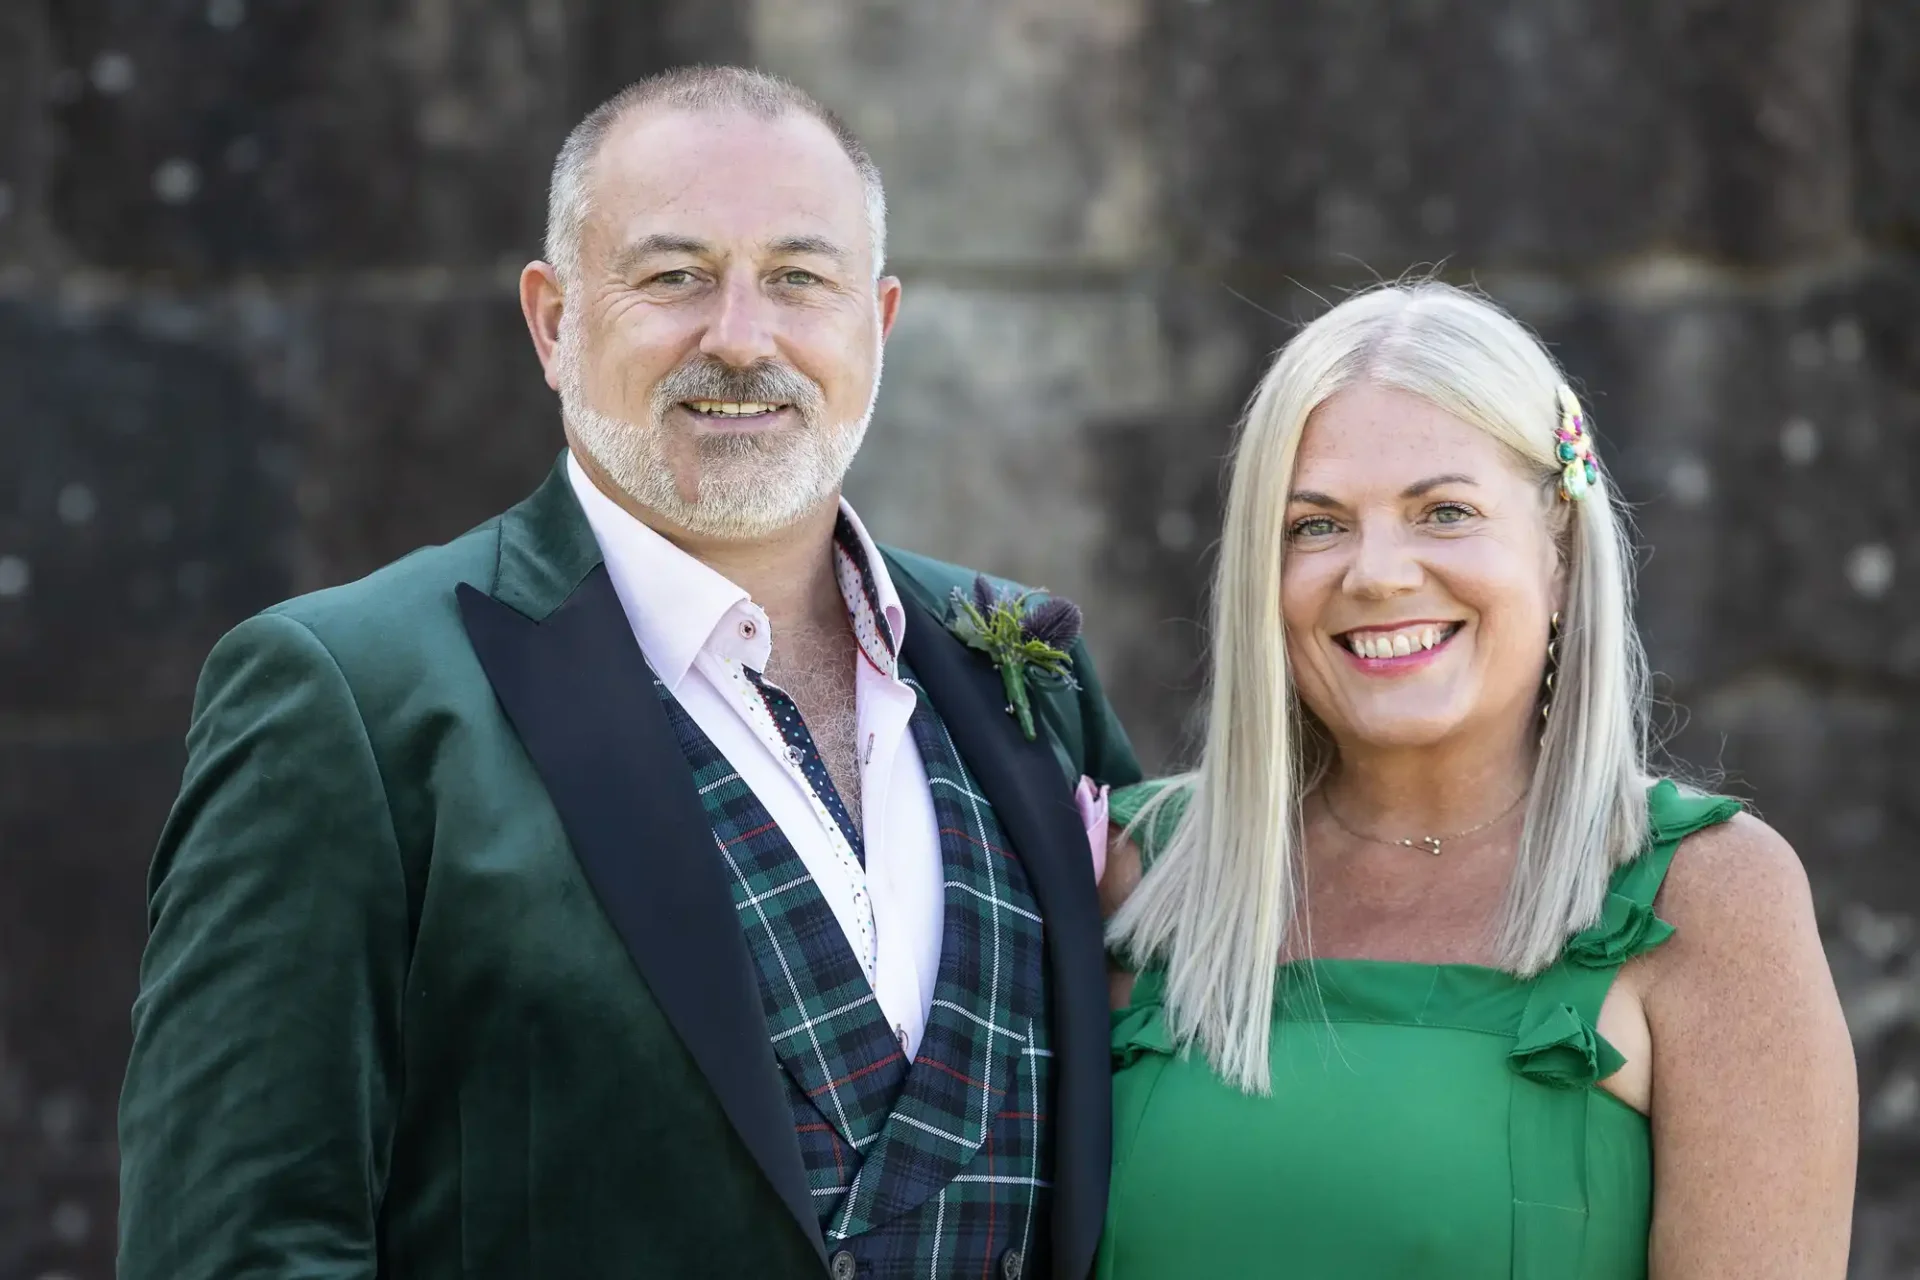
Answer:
[
  {"left": 894, "top": 592, "right": 1111, "bottom": 1280},
  {"left": 457, "top": 570, "right": 824, "bottom": 1263}
]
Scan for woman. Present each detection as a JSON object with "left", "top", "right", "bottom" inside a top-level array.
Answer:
[{"left": 1096, "top": 282, "right": 1857, "bottom": 1278}]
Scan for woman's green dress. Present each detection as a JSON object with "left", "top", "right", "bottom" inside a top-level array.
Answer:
[{"left": 1098, "top": 780, "right": 1738, "bottom": 1280}]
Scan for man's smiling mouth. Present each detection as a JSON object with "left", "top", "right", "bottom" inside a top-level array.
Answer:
[{"left": 682, "top": 400, "right": 789, "bottom": 418}]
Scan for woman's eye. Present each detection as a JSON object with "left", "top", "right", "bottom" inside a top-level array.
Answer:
[
  {"left": 1429, "top": 503, "right": 1477, "bottom": 525},
  {"left": 1289, "top": 516, "right": 1340, "bottom": 539}
]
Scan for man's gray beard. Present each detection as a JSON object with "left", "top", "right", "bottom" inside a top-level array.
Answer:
[{"left": 558, "top": 341, "right": 880, "bottom": 541}]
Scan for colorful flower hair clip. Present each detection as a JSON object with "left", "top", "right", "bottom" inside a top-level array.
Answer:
[{"left": 1554, "top": 384, "right": 1599, "bottom": 501}]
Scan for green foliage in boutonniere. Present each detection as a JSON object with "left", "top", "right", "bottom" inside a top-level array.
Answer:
[{"left": 946, "top": 574, "right": 1083, "bottom": 741}]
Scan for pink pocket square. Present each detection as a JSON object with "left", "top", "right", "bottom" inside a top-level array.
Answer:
[{"left": 1074, "top": 775, "right": 1111, "bottom": 884}]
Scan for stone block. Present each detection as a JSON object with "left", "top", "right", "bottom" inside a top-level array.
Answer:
[
  {"left": 1855, "top": 0, "right": 1920, "bottom": 244},
  {"left": 0, "top": 293, "right": 295, "bottom": 723},
  {"left": 1676, "top": 675, "right": 1919, "bottom": 906},
  {"left": 851, "top": 280, "right": 1174, "bottom": 585},
  {"left": 752, "top": 0, "right": 1157, "bottom": 265},
  {"left": 34, "top": 0, "right": 742, "bottom": 274},
  {"left": 0, "top": 4, "right": 54, "bottom": 272},
  {"left": 0, "top": 277, "right": 570, "bottom": 723},
  {"left": 271, "top": 285, "right": 565, "bottom": 589},
  {"left": 0, "top": 738, "right": 181, "bottom": 1279},
  {"left": 1159, "top": 0, "right": 1856, "bottom": 268}
]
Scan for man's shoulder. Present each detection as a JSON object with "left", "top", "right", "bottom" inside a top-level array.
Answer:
[{"left": 257, "top": 515, "right": 505, "bottom": 662}]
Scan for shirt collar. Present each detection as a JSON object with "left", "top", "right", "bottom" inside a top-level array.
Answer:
[
  {"left": 829, "top": 503, "right": 908, "bottom": 678},
  {"left": 565, "top": 451, "right": 909, "bottom": 689}
]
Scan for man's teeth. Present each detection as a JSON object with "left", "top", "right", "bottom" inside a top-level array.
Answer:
[
  {"left": 1345, "top": 625, "right": 1450, "bottom": 659},
  {"left": 686, "top": 400, "right": 783, "bottom": 417}
]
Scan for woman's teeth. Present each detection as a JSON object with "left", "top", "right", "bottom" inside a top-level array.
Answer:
[
  {"left": 685, "top": 400, "right": 783, "bottom": 417},
  {"left": 1342, "top": 624, "right": 1453, "bottom": 659}
]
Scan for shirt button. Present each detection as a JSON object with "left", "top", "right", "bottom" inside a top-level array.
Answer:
[
  {"left": 786, "top": 744, "right": 804, "bottom": 767},
  {"left": 738, "top": 619, "right": 757, "bottom": 640},
  {"left": 829, "top": 1249, "right": 858, "bottom": 1280}
]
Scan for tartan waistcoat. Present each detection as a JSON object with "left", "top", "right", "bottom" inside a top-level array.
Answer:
[{"left": 655, "top": 663, "right": 1055, "bottom": 1278}]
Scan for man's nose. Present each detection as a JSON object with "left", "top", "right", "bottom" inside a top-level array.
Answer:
[
  {"left": 1342, "top": 521, "right": 1423, "bottom": 600},
  {"left": 698, "top": 273, "right": 780, "bottom": 368}
]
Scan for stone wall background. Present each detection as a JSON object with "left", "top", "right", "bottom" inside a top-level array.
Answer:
[{"left": 1, "top": 0, "right": 1915, "bottom": 1275}]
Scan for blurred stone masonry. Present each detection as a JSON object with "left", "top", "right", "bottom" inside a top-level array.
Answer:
[{"left": 0, "top": 0, "right": 1914, "bottom": 1276}]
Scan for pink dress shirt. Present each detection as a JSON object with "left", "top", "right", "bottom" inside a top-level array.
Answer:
[{"left": 566, "top": 455, "right": 943, "bottom": 1058}]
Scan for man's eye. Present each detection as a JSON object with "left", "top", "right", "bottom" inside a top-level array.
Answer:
[
  {"left": 648, "top": 270, "right": 695, "bottom": 286},
  {"left": 776, "top": 269, "right": 822, "bottom": 286}
]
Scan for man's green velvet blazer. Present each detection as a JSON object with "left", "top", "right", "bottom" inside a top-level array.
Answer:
[{"left": 118, "top": 459, "right": 1142, "bottom": 1280}]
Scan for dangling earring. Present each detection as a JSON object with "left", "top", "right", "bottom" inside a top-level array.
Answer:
[{"left": 1540, "top": 611, "right": 1561, "bottom": 744}]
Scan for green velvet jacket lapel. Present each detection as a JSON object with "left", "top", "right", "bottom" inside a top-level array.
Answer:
[{"left": 458, "top": 464, "right": 824, "bottom": 1261}]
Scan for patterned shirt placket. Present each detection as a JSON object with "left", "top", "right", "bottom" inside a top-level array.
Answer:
[
  {"left": 719, "top": 517, "right": 903, "bottom": 1006},
  {"left": 720, "top": 655, "right": 879, "bottom": 983}
]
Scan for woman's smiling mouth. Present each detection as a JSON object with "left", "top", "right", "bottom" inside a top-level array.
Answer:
[{"left": 1334, "top": 620, "right": 1464, "bottom": 669}]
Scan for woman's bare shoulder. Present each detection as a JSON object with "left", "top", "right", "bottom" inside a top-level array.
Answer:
[
  {"left": 1637, "top": 813, "right": 1856, "bottom": 1274},
  {"left": 1099, "top": 827, "right": 1145, "bottom": 921},
  {"left": 1639, "top": 807, "right": 1835, "bottom": 1036},
  {"left": 1652, "top": 809, "right": 1814, "bottom": 952}
]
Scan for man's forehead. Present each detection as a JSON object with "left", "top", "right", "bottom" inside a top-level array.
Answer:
[{"left": 590, "top": 105, "right": 866, "bottom": 227}]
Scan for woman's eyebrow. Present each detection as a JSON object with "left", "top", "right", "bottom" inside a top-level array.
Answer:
[
  {"left": 1289, "top": 474, "right": 1479, "bottom": 507},
  {"left": 1401, "top": 473, "right": 1478, "bottom": 498}
]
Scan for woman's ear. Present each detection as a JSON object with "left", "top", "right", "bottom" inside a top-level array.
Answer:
[{"left": 1544, "top": 488, "right": 1574, "bottom": 612}]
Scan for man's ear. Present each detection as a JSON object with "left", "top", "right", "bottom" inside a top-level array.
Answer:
[
  {"left": 520, "top": 261, "right": 567, "bottom": 391},
  {"left": 877, "top": 275, "right": 903, "bottom": 341}
]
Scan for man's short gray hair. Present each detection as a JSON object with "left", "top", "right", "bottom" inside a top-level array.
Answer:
[{"left": 544, "top": 65, "right": 889, "bottom": 286}]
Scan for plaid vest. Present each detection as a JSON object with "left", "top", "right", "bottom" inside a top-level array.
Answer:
[{"left": 656, "top": 663, "right": 1054, "bottom": 1278}]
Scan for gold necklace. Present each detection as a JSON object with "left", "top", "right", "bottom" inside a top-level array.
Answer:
[{"left": 1319, "top": 788, "right": 1529, "bottom": 856}]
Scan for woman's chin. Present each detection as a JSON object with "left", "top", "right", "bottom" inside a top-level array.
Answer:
[{"left": 1325, "top": 703, "right": 1478, "bottom": 753}]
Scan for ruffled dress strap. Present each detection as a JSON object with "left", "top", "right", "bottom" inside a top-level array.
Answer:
[
  {"left": 1106, "top": 780, "right": 1194, "bottom": 1079},
  {"left": 1504, "top": 779, "right": 1741, "bottom": 1277},
  {"left": 1612, "top": 779, "right": 1744, "bottom": 911},
  {"left": 1108, "top": 777, "right": 1193, "bottom": 873},
  {"left": 1513, "top": 779, "right": 1744, "bottom": 1069}
]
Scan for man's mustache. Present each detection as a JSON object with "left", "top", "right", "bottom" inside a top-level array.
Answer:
[{"left": 652, "top": 357, "right": 824, "bottom": 417}]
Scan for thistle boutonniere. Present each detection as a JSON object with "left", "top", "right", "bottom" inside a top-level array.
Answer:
[{"left": 946, "top": 574, "right": 1082, "bottom": 741}]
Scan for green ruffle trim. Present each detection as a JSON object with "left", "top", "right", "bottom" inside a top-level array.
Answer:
[
  {"left": 1564, "top": 891, "right": 1676, "bottom": 969},
  {"left": 1509, "top": 1001, "right": 1626, "bottom": 1088},
  {"left": 1108, "top": 778, "right": 1193, "bottom": 871},
  {"left": 1111, "top": 1000, "right": 1177, "bottom": 1070},
  {"left": 1644, "top": 778, "right": 1743, "bottom": 845}
]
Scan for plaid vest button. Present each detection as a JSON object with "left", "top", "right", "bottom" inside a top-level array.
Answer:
[
  {"left": 999, "top": 1246, "right": 1024, "bottom": 1279},
  {"left": 829, "top": 1249, "right": 858, "bottom": 1280}
]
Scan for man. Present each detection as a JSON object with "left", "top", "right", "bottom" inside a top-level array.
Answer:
[{"left": 118, "top": 66, "right": 1140, "bottom": 1280}]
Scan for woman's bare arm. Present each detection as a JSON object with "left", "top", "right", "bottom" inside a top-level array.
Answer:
[
  {"left": 1644, "top": 812, "right": 1858, "bottom": 1278},
  {"left": 1101, "top": 825, "right": 1145, "bottom": 1009}
]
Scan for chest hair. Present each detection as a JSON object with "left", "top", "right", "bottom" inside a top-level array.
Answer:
[{"left": 763, "top": 619, "right": 864, "bottom": 828}]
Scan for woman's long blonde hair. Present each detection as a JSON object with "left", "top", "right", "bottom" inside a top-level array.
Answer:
[{"left": 1107, "top": 281, "right": 1650, "bottom": 1094}]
